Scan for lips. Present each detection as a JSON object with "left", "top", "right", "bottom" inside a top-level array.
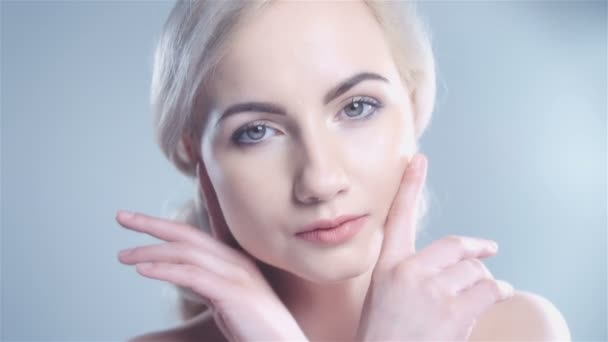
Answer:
[
  {"left": 295, "top": 214, "right": 369, "bottom": 245},
  {"left": 296, "top": 214, "right": 367, "bottom": 234}
]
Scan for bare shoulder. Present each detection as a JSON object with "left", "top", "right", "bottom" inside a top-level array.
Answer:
[
  {"left": 128, "top": 311, "right": 228, "bottom": 342},
  {"left": 469, "top": 290, "right": 572, "bottom": 341}
]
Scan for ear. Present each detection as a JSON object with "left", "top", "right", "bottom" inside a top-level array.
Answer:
[{"left": 181, "top": 133, "right": 199, "bottom": 166}]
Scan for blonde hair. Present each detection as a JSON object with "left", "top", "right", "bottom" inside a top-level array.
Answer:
[{"left": 150, "top": 0, "right": 436, "bottom": 322}]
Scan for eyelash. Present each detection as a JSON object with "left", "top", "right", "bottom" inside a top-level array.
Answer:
[{"left": 230, "top": 96, "right": 384, "bottom": 147}]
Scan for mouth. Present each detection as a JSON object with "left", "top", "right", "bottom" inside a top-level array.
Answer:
[{"left": 295, "top": 214, "right": 369, "bottom": 246}]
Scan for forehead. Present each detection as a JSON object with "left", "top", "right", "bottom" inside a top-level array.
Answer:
[{"left": 207, "top": 1, "right": 400, "bottom": 104}]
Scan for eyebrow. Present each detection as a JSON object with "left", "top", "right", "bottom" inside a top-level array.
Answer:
[{"left": 214, "top": 71, "right": 389, "bottom": 127}]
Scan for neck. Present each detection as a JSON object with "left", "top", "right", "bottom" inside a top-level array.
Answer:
[{"left": 258, "top": 262, "right": 372, "bottom": 342}]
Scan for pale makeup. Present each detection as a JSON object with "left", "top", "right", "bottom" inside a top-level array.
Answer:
[{"left": 196, "top": 1, "right": 418, "bottom": 339}]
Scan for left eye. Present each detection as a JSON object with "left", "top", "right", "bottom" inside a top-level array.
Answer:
[
  {"left": 342, "top": 97, "right": 382, "bottom": 119},
  {"left": 231, "top": 122, "right": 277, "bottom": 145}
]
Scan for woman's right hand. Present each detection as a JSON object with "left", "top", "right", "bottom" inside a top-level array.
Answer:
[
  {"left": 356, "top": 153, "right": 515, "bottom": 341},
  {"left": 116, "top": 160, "right": 307, "bottom": 342}
]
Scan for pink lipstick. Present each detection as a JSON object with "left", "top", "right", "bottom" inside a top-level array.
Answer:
[{"left": 295, "top": 214, "right": 368, "bottom": 246}]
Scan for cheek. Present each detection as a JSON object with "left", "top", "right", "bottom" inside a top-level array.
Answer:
[
  {"left": 345, "top": 108, "right": 412, "bottom": 169},
  {"left": 211, "top": 159, "right": 288, "bottom": 245},
  {"left": 345, "top": 109, "right": 413, "bottom": 217},
  {"left": 352, "top": 104, "right": 413, "bottom": 153}
]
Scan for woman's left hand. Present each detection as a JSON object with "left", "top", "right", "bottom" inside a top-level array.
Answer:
[{"left": 115, "top": 210, "right": 307, "bottom": 341}]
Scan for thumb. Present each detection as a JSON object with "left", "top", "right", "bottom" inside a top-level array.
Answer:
[{"left": 377, "top": 153, "right": 427, "bottom": 270}]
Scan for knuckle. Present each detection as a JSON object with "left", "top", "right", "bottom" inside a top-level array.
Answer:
[
  {"left": 445, "top": 235, "right": 466, "bottom": 249},
  {"left": 176, "top": 242, "right": 194, "bottom": 253},
  {"left": 464, "top": 258, "right": 493, "bottom": 281},
  {"left": 131, "top": 212, "right": 146, "bottom": 224},
  {"left": 440, "top": 300, "right": 460, "bottom": 320},
  {"left": 488, "top": 280, "right": 503, "bottom": 299},
  {"left": 391, "top": 265, "right": 409, "bottom": 284},
  {"left": 394, "top": 259, "right": 423, "bottom": 283},
  {"left": 186, "top": 223, "right": 206, "bottom": 236},
  {"left": 181, "top": 245, "right": 201, "bottom": 262},
  {"left": 126, "top": 246, "right": 140, "bottom": 257},
  {"left": 404, "top": 257, "right": 423, "bottom": 272},
  {"left": 183, "top": 263, "right": 199, "bottom": 274},
  {"left": 479, "top": 278, "right": 502, "bottom": 298},
  {"left": 182, "top": 264, "right": 202, "bottom": 283},
  {"left": 371, "top": 265, "right": 392, "bottom": 282},
  {"left": 243, "top": 258, "right": 261, "bottom": 274},
  {"left": 465, "top": 258, "right": 484, "bottom": 273},
  {"left": 470, "top": 258, "right": 493, "bottom": 279},
  {"left": 231, "top": 267, "right": 254, "bottom": 285},
  {"left": 422, "top": 277, "right": 448, "bottom": 302}
]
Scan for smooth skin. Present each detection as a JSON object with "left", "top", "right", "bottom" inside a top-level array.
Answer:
[
  {"left": 118, "top": 152, "right": 507, "bottom": 341},
  {"left": 117, "top": 154, "right": 570, "bottom": 341},
  {"left": 118, "top": 1, "right": 571, "bottom": 341}
]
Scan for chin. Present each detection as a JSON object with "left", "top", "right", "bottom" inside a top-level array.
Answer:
[
  {"left": 244, "top": 219, "right": 384, "bottom": 284},
  {"left": 309, "top": 263, "right": 373, "bottom": 284},
  {"left": 289, "top": 230, "right": 384, "bottom": 284}
]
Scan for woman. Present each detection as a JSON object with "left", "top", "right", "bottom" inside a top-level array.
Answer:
[{"left": 116, "top": 0, "right": 571, "bottom": 340}]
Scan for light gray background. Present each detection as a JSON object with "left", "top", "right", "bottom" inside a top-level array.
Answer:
[{"left": 2, "top": 0, "right": 606, "bottom": 341}]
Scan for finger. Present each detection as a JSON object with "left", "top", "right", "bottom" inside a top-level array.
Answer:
[
  {"left": 118, "top": 242, "right": 240, "bottom": 279},
  {"left": 196, "top": 160, "right": 242, "bottom": 251},
  {"left": 116, "top": 210, "right": 206, "bottom": 243},
  {"left": 115, "top": 210, "right": 247, "bottom": 267},
  {"left": 431, "top": 258, "right": 494, "bottom": 295},
  {"left": 377, "top": 153, "right": 427, "bottom": 269},
  {"left": 414, "top": 235, "right": 498, "bottom": 270},
  {"left": 451, "top": 278, "right": 515, "bottom": 321},
  {"left": 136, "top": 262, "right": 232, "bottom": 303},
  {"left": 212, "top": 311, "right": 238, "bottom": 342}
]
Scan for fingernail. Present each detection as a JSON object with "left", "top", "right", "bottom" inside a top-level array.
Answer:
[
  {"left": 498, "top": 280, "right": 514, "bottom": 296},
  {"left": 489, "top": 241, "right": 498, "bottom": 251},
  {"left": 410, "top": 154, "right": 424, "bottom": 170},
  {"left": 119, "top": 210, "right": 134, "bottom": 219},
  {"left": 119, "top": 249, "right": 133, "bottom": 257}
]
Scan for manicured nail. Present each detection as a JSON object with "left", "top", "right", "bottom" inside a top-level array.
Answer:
[
  {"left": 119, "top": 249, "right": 133, "bottom": 257},
  {"left": 489, "top": 240, "right": 498, "bottom": 251},
  {"left": 118, "top": 210, "right": 134, "bottom": 219},
  {"left": 497, "top": 280, "right": 514, "bottom": 297},
  {"left": 410, "top": 154, "right": 423, "bottom": 170}
]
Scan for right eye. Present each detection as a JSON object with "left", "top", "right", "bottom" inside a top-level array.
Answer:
[{"left": 231, "top": 121, "right": 278, "bottom": 146}]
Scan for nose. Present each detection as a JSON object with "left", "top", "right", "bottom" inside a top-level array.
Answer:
[{"left": 293, "top": 130, "right": 350, "bottom": 205}]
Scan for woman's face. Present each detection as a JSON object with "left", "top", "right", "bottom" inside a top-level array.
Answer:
[{"left": 199, "top": 1, "right": 417, "bottom": 282}]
